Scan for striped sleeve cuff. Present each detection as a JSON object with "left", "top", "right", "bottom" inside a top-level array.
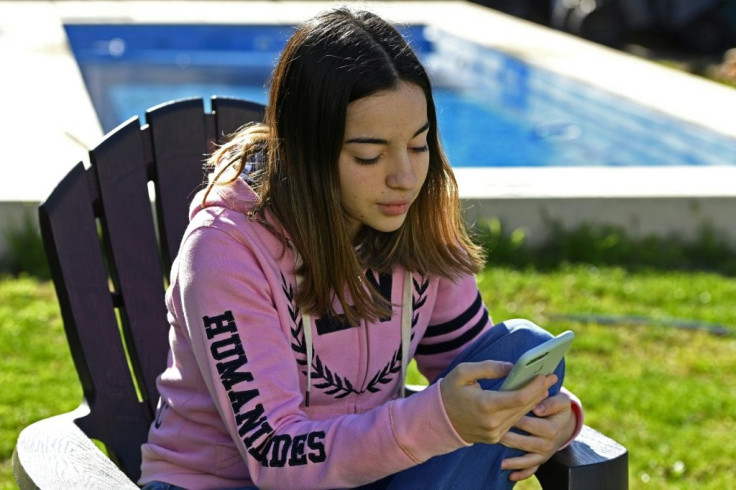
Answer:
[{"left": 558, "top": 387, "right": 585, "bottom": 451}]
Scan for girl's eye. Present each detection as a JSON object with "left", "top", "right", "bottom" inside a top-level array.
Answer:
[
  {"left": 354, "top": 156, "right": 380, "bottom": 165},
  {"left": 411, "top": 145, "right": 429, "bottom": 154}
]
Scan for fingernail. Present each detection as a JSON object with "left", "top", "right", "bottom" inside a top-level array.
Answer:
[{"left": 502, "top": 362, "right": 514, "bottom": 373}]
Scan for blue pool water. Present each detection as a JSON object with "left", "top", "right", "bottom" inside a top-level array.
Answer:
[{"left": 64, "top": 24, "right": 736, "bottom": 167}]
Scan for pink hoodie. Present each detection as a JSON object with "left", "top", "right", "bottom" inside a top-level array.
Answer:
[{"left": 139, "top": 176, "right": 582, "bottom": 489}]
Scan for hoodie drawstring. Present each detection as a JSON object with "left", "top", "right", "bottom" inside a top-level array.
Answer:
[
  {"left": 298, "top": 270, "right": 413, "bottom": 407},
  {"left": 302, "top": 310, "right": 313, "bottom": 407},
  {"left": 295, "top": 270, "right": 314, "bottom": 407},
  {"left": 400, "top": 270, "right": 413, "bottom": 399}
]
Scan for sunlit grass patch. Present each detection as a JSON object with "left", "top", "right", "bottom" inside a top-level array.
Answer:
[{"left": 2, "top": 267, "right": 735, "bottom": 489}]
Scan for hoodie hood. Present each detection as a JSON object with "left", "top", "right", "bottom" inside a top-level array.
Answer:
[{"left": 190, "top": 170, "right": 260, "bottom": 222}]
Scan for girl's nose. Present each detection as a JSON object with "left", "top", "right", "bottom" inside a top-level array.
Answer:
[{"left": 386, "top": 152, "right": 417, "bottom": 190}]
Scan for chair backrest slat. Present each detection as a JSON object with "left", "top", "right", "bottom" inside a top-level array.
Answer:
[
  {"left": 212, "top": 96, "right": 266, "bottom": 138},
  {"left": 39, "top": 162, "right": 152, "bottom": 480},
  {"left": 90, "top": 118, "right": 170, "bottom": 416},
  {"left": 146, "top": 98, "right": 210, "bottom": 274}
]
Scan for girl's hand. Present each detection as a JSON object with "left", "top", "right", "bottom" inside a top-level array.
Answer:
[
  {"left": 439, "top": 361, "right": 558, "bottom": 444},
  {"left": 500, "top": 392, "right": 576, "bottom": 482}
]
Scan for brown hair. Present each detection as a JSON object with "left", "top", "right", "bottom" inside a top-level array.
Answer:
[{"left": 205, "top": 7, "right": 484, "bottom": 325}]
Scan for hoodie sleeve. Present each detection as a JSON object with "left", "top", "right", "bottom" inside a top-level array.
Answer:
[
  {"left": 172, "top": 225, "right": 468, "bottom": 489},
  {"left": 414, "top": 274, "right": 494, "bottom": 383}
]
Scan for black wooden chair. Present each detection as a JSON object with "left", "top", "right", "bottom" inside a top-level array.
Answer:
[{"left": 12, "top": 96, "right": 628, "bottom": 489}]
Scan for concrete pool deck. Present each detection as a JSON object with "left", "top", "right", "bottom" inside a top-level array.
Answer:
[{"left": 1, "top": 0, "right": 736, "bottom": 259}]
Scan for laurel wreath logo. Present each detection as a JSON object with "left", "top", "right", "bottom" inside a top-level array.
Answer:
[{"left": 283, "top": 272, "right": 428, "bottom": 398}]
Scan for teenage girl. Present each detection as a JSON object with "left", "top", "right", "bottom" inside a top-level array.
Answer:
[{"left": 139, "top": 7, "right": 583, "bottom": 489}]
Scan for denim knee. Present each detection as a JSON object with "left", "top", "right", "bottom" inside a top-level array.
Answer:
[
  {"left": 501, "top": 318, "right": 554, "bottom": 344},
  {"left": 140, "top": 483, "right": 186, "bottom": 490}
]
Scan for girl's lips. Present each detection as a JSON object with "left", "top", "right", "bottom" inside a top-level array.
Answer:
[{"left": 377, "top": 201, "right": 411, "bottom": 216}]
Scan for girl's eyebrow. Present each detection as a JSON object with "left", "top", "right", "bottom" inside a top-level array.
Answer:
[{"left": 345, "top": 121, "right": 430, "bottom": 144}]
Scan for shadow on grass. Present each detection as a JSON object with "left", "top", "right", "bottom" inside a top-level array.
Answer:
[
  {"left": 1, "top": 209, "right": 50, "bottom": 280},
  {"left": 473, "top": 216, "right": 736, "bottom": 277}
]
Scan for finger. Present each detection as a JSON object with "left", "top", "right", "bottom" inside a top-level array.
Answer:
[
  {"left": 500, "top": 430, "right": 535, "bottom": 452},
  {"left": 495, "top": 375, "right": 552, "bottom": 411},
  {"left": 543, "top": 374, "right": 559, "bottom": 389},
  {"left": 501, "top": 451, "right": 545, "bottom": 471},
  {"left": 469, "top": 376, "right": 552, "bottom": 439},
  {"left": 500, "top": 429, "right": 550, "bottom": 454},
  {"left": 449, "top": 360, "right": 514, "bottom": 386},
  {"left": 471, "top": 391, "right": 548, "bottom": 445},
  {"left": 478, "top": 395, "right": 546, "bottom": 434},
  {"left": 512, "top": 416, "right": 553, "bottom": 439},
  {"left": 533, "top": 393, "right": 571, "bottom": 417},
  {"left": 507, "top": 431, "right": 559, "bottom": 460},
  {"left": 509, "top": 465, "right": 540, "bottom": 482}
]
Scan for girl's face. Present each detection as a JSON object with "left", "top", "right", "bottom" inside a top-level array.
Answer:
[{"left": 338, "top": 82, "right": 430, "bottom": 238}]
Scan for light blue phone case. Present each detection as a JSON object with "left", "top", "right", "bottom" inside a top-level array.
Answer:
[{"left": 500, "top": 330, "right": 575, "bottom": 391}]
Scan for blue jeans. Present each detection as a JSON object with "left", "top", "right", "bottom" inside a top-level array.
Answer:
[
  {"left": 140, "top": 482, "right": 256, "bottom": 490},
  {"left": 361, "top": 318, "right": 565, "bottom": 490}
]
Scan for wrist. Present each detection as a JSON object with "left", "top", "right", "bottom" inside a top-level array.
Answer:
[{"left": 558, "top": 395, "right": 584, "bottom": 450}]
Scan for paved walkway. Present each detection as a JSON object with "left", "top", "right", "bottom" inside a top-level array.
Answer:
[{"left": 1, "top": 1, "right": 102, "bottom": 205}]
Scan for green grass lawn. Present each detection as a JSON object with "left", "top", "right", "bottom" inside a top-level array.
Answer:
[{"left": 2, "top": 265, "right": 735, "bottom": 489}]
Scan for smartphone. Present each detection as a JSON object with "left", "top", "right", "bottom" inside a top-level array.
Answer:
[{"left": 499, "top": 330, "right": 575, "bottom": 391}]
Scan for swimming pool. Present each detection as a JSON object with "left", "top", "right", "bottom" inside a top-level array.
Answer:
[{"left": 64, "top": 22, "right": 736, "bottom": 168}]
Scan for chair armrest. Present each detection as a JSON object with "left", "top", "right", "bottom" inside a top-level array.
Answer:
[
  {"left": 537, "top": 425, "right": 629, "bottom": 490},
  {"left": 13, "top": 405, "right": 138, "bottom": 490}
]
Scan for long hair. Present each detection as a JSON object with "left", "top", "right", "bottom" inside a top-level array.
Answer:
[{"left": 206, "top": 7, "right": 485, "bottom": 324}]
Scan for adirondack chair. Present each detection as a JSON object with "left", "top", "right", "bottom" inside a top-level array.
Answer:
[{"left": 13, "top": 96, "right": 629, "bottom": 489}]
